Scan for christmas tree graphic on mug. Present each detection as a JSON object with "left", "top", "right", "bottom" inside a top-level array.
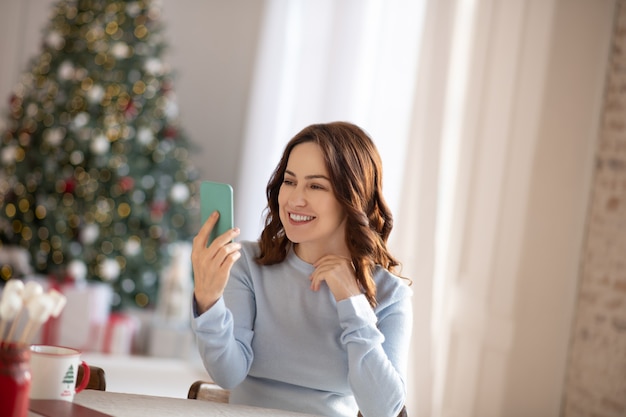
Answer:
[{"left": 61, "top": 364, "right": 75, "bottom": 397}]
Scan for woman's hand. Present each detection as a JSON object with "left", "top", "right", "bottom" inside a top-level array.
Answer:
[
  {"left": 309, "top": 255, "right": 362, "bottom": 302},
  {"left": 192, "top": 211, "right": 241, "bottom": 314}
]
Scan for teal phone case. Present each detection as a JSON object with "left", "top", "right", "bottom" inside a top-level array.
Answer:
[{"left": 200, "top": 181, "right": 234, "bottom": 245}]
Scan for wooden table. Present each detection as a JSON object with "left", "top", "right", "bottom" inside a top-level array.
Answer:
[{"left": 28, "top": 390, "right": 322, "bottom": 417}]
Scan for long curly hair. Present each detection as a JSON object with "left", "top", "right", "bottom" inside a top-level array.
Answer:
[{"left": 256, "top": 121, "right": 401, "bottom": 307}]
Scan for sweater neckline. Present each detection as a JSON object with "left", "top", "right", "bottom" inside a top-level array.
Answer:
[{"left": 286, "top": 244, "right": 315, "bottom": 273}]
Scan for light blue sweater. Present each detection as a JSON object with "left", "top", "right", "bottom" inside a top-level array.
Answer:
[{"left": 192, "top": 240, "right": 413, "bottom": 417}]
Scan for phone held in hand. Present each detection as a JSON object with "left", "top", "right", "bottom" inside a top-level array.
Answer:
[{"left": 200, "top": 181, "right": 234, "bottom": 245}]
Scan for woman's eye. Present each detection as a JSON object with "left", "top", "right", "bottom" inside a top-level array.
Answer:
[
  {"left": 310, "top": 184, "right": 325, "bottom": 190},
  {"left": 283, "top": 179, "right": 295, "bottom": 186}
]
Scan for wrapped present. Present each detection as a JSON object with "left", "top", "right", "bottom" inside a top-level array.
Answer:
[
  {"left": 101, "top": 312, "right": 140, "bottom": 355},
  {"left": 40, "top": 280, "right": 112, "bottom": 352}
]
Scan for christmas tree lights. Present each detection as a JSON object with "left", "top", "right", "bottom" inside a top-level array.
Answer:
[{"left": 0, "top": 0, "right": 199, "bottom": 310}]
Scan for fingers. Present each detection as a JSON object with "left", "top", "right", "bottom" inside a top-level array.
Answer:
[
  {"left": 191, "top": 214, "right": 242, "bottom": 313},
  {"left": 213, "top": 240, "right": 242, "bottom": 267},
  {"left": 309, "top": 255, "right": 358, "bottom": 298},
  {"left": 192, "top": 239, "right": 241, "bottom": 313},
  {"left": 209, "top": 227, "right": 241, "bottom": 254},
  {"left": 193, "top": 211, "right": 220, "bottom": 250}
]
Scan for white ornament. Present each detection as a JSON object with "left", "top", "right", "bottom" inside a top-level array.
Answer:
[
  {"left": 58, "top": 60, "right": 75, "bottom": 80},
  {"left": 26, "top": 103, "right": 39, "bottom": 117},
  {"left": 72, "top": 112, "right": 90, "bottom": 129},
  {"left": 1, "top": 145, "right": 17, "bottom": 165},
  {"left": 164, "top": 98, "right": 179, "bottom": 119},
  {"left": 124, "top": 238, "right": 141, "bottom": 257},
  {"left": 45, "top": 31, "right": 64, "bottom": 49},
  {"left": 98, "top": 258, "right": 121, "bottom": 282},
  {"left": 141, "top": 175, "right": 155, "bottom": 189},
  {"left": 80, "top": 224, "right": 100, "bottom": 244},
  {"left": 169, "top": 183, "right": 190, "bottom": 203},
  {"left": 44, "top": 127, "right": 65, "bottom": 146},
  {"left": 70, "top": 150, "right": 84, "bottom": 165},
  {"left": 87, "top": 84, "right": 105, "bottom": 103},
  {"left": 91, "top": 134, "right": 110, "bottom": 155},
  {"left": 125, "top": 2, "right": 142, "bottom": 17},
  {"left": 144, "top": 58, "right": 163, "bottom": 75},
  {"left": 111, "top": 42, "right": 130, "bottom": 59},
  {"left": 67, "top": 259, "right": 88, "bottom": 282},
  {"left": 137, "top": 127, "right": 154, "bottom": 145},
  {"left": 121, "top": 278, "right": 135, "bottom": 293}
]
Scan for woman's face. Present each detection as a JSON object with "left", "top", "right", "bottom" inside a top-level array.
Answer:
[{"left": 278, "top": 142, "right": 347, "bottom": 255}]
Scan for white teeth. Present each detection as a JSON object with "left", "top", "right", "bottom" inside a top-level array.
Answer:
[{"left": 290, "top": 213, "right": 314, "bottom": 222}]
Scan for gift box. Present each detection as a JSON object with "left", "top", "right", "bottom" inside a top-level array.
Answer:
[
  {"left": 40, "top": 280, "right": 113, "bottom": 352},
  {"left": 101, "top": 312, "right": 140, "bottom": 355}
]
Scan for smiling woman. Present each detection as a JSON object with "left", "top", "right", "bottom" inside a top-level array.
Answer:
[{"left": 191, "top": 121, "right": 412, "bottom": 417}]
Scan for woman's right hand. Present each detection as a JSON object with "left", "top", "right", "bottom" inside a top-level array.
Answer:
[{"left": 191, "top": 211, "right": 242, "bottom": 314}]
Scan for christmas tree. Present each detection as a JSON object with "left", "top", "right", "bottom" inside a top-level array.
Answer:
[
  {"left": 0, "top": 0, "right": 199, "bottom": 310},
  {"left": 63, "top": 365, "right": 75, "bottom": 385}
]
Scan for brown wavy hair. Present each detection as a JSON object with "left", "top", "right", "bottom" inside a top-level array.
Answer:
[{"left": 256, "top": 121, "right": 401, "bottom": 307}]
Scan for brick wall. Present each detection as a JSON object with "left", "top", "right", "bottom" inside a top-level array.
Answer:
[{"left": 562, "top": 2, "right": 626, "bottom": 417}]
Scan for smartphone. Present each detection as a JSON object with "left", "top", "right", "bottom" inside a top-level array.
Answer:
[{"left": 200, "top": 181, "right": 234, "bottom": 245}]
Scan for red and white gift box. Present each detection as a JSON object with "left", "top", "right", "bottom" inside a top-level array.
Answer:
[
  {"left": 41, "top": 280, "right": 113, "bottom": 352},
  {"left": 100, "top": 312, "right": 140, "bottom": 354}
]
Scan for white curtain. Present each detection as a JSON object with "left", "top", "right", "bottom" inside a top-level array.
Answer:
[
  {"left": 233, "top": 0, "right": 589, "bottom": 416},
  {"left": 234, "top": 0, "right": 439, "bottom": 415},
  {"left": 234, "top": 0, "right": 427, "bottom": 241}
]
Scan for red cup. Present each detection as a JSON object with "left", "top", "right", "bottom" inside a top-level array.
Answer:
[{"left": 0, "top": 343, "right": 31, "bottom": 417}]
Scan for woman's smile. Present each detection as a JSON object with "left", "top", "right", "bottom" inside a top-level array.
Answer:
[{"left": 288, "top": 212, "right": 316, "bottom": 224}]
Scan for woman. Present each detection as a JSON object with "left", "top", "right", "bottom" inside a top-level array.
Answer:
[{"left": 191, "top": 122, "right": 412, "bottom": 417}]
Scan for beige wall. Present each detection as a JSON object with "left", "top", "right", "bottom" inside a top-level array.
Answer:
[
  {"left": 562, "top": 1, "right": 626, "bottom": 416},
  {"left": 499, "top": 1, "right": 615, "bottom": 415}
]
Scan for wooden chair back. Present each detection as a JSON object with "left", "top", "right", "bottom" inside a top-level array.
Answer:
[
  {"left": 77, "top": 365, "right": 107, "bottom": 391},
  {"left": 187, "top": 380, "right": 230, "bottom": 403}
]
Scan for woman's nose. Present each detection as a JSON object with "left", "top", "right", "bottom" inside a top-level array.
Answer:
[{"left": 288, "top": 186, "right": 306, "bottom": 206}]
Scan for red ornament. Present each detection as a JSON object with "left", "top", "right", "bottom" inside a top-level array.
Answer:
[
  {"left": 150, "top": 200, "right": 168, "bottom": 219},
  {"left": 119, "top": 176, "right": 134, "bottom": 192},
  {"left": 124, "top": 100, "right": 138, "bottom": 120},
  {"left": 163, "top": 126, "right": 177, "bottom": 139},
  {"left": 64, "top": 178, "right": 76, "bottom": 193}
]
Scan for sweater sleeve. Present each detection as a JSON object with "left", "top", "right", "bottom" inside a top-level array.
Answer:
[
  {"left": 191, "top": 253, "right": 257, "bottom": 389},
  {"left": 338, "top": 292, "right": 412, "bottom": 417}
]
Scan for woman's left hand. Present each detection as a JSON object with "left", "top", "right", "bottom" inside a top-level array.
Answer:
[{"left": 310, "top": 255, "right": 362, "bottom": 302}]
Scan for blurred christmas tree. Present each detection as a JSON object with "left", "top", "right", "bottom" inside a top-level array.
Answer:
[{"left": 0, "top": 0, "right": 199, "bottom": 310}]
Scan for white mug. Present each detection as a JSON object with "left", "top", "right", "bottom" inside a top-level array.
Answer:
[{"left": 29, "top": 344, "right": 91, "bottom": 401}]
